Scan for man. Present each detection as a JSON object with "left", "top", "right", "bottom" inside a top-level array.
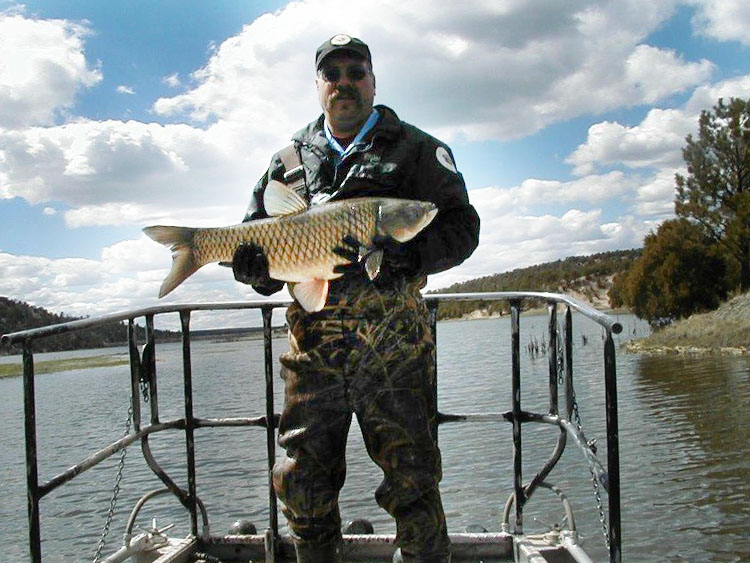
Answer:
[{"left": 233, "top": 34, "right": 480, "bottom": 563}]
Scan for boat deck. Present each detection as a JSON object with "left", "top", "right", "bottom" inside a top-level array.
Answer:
[{"left": 121, "top": 530, "right": 589, "bottom": 562}]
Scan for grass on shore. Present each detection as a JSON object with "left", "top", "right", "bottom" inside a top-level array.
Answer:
[
  {"left": 0, "top": 354, "right": 130, "bottom": 378},
  {"left": 627, "top": 291, "right": 750, "bottom": 354},
  {"left": 640, "top": 319, "right": 747, "bottom": 350}
]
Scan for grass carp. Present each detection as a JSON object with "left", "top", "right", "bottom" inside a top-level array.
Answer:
[{"left": 143, "top": 180, "right": 437, "bottom": 312}]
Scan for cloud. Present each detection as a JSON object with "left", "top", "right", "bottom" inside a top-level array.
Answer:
[
  {"left": 683, "top": 74, "right": 750, "bottom": 115},
  {"left": 163, "top": 73, "right": 181, "bottom": 88},
  {"left": 566, "top": 109, "right": 694, "bottom": 175},
  {"left": 566, "top": 74, "right": 750, "bottom": 177},
  {"left": 0, "top": 119, "right": 268, "bottom": 226},
  {"left": 0, "top": 239, "right": 292, "bottom": 329},
  {"left": 116, "top": 85, "right": 135, "bottom": 95},
  {"left": 150, "top": 0, "right": 709, "bottom": 141},
  {"left": 624, "top": 45, "right": 714, "bottom": 103},
  {"left": 559, "top": 73, "right": 750, "bottom": 241},
  {"left": 0, "top": 2, "right": 725, "bottom": 227},
  {"left": 429, "top": 203, "right": 650, "bottom": 291},
  {"left": 634, "top": 168, "right": 681, "bottom": 217},
  {"left": 689, "top": 0, "right": 750, "bottom": 46},
  {"left": 0, "top": 11, "right": 101, "bottom": 128},
  {"left": 469, "top": 172, "right": 634, "bottom": 214}
]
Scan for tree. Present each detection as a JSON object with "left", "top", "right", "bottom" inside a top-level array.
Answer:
[
  {"left": 675, "top": 97, "right": 750, "bottom": 291},
  {"left": 607, "top": 271, "right": 627, "bottom": 309},
  {"left": 621, "top": 219, "right": 729, "bottom": 324}
]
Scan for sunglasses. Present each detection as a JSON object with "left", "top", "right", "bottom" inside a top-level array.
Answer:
[{"left": 319, "top": 65, "right": 369, "bottom": 83}]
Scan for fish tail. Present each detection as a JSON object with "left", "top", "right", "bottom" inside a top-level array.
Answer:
[{"left": 143, "top": 226, "right": 202, "bottom": 298}]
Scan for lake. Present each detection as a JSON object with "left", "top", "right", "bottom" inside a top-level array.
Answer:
[{"left": 0, "top": 313, "right": 748, "bottom": 562}]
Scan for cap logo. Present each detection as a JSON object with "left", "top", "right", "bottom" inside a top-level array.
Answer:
[
  {"left": 330, "top": 34, "right": 352, "bottom": 46},
  {"left": 436, "top": 146, "right": 457, "bottom": 174}
]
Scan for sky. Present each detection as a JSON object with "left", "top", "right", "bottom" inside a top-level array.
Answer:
[{"left": 1, "top": 0, "right": 750, "bottom": 330}]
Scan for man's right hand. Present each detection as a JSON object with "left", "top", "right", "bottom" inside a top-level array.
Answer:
[{"left": 232, "top": 242, "right": 273, "bottom": 286}]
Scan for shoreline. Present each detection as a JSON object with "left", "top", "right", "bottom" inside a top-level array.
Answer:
[
  {"left": 0, "top": 354, "right": 131, "bottom": 379},
  {"left": 623, "top": 292, "right": 750, "bottom": 356},
  {"left": 5, "top": 293, "right": 747, "bottom": 368},
  {"left": 624, "top": 341, "right": 749, "bottom": 356}
]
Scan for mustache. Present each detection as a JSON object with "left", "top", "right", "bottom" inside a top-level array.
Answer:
[{"left": 331, "top": 85, "right": 360, "bottom": 101}]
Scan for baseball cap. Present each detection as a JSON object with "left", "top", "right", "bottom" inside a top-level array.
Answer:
[{"left": 315, "top": 34, "right": 371, "bottom": 69}]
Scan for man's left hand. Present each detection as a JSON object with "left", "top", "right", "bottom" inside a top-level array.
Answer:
[{"left": 333, "top": 234, "right": 420, "bottom": 282}]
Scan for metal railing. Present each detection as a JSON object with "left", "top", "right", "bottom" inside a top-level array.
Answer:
[{"left": 1, "top": 292, "right": 623, "bottom": 563}]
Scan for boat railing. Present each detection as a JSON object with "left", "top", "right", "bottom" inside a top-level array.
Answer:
[{"left": 1, "top": 292, "right": 623, "bottom": 563}]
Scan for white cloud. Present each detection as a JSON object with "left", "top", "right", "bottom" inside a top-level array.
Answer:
[
  {"left": 566, "top": 74, "right": 750, "bottom": 177},
  {"left": 634, "top": 168, "right": 682, "bottom": 217},
  {"left": 427, "top": 202, "right": 650, "bottom": 291},
  {"left": 116, "top": 85, "right": 135, "bottom": 95},
  {"left": 0, "top": 1, "right": 725, "bottom": 228},
  {"left": 42, "top": 206, "right": 56, "bottom": 215},
  {"left": 0, "top": 119, "right": 266, "bottom": 226},
  {"left": 0, "top": 11, "right": 101, "bottom": 128},
  {"left": 163, "top": 73, "right": 181, "bottom": 88},
  {"left": 689, "top": 0, "right": 750, "bottom": 46},
  {"left": 0, "top": 241, "right": 293, "bottom": 329},
  {"left": 624, "top": 45, "right": 714, "bottom": 103},
  {"left": 566, "top": 109, "right": 694, "bottom": 175},
  {"left": 683, "top": 75, "right": 750, "bottom": 115},
  {"left": 469, "top": 172, "right": 634, "bottom": 214},
  {"left": 150, "top": 0, "right": 706, "bottom": 141}
]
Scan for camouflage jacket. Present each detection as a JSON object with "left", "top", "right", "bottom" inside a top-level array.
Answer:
[{"left": 244, "top": 105, "right": 480, "bottom": 295}]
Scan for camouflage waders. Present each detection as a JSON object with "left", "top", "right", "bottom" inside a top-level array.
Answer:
[{"left": 272, "top": 277, "right": 451, "bottom": 562}]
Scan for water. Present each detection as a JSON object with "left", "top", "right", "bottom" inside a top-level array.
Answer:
[{"left": 1, "top": 314, "right": 749, "bottom": 562}]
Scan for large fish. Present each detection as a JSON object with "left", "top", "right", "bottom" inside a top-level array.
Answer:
[{"left": 143, "top": 180, "right": 438, "bottom": 312}]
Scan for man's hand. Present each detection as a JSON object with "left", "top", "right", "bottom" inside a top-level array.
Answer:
[
  {"left": 332, "top": 235, "right": 365, "bottom": 277},
  {"left": 333, "top": 234, "right": 420, "bottom": 282},
  {"left": 373, "top": 234, "right": 421, "bottom": 281},
  {"left": 233, "top": 242, "right": 273, "bottom": 286}
]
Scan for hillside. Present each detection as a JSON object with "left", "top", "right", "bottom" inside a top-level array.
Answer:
[
  {"left": 0, "top": 297, "right": 174, "bottom": 355},
  {"left": 2, "top": 250, "right": 640, "bottom": 353},
  {"left": 432, "top": 249, "right": 641, "bottom": 319}
]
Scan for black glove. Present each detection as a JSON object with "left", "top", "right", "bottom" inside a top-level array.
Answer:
[
  {"left": 333, "top": 234, "right": 421, "bottom": 282},
  {"left": 333, "top": 235, "right": 366, "bottom": 276},
  {"left": 232, "top": 242, "right": 279, "bottom": 290}
]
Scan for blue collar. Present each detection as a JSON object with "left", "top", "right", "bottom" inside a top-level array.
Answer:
[{"left": 324, "top": 109, "right": 380, "bottom": 160}]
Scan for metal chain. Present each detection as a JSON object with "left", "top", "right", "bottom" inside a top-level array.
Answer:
[
  {"left": 556, "top": 329, "right": 610, "bottom": 549},
  {"left": 572, "top": 389, "right": 610, "bottom": 549},
  {"left": 140, "top": 374, "right": 150, "bottom": 403},
  {"left": 557, "top": 336, "right": 565, "bottom": 386},
  {"left": 93, "top": 399, "right": 133, "bottom": 563},
  {"left": 139, "top": 344, "right": 150, "bottom": 404}
]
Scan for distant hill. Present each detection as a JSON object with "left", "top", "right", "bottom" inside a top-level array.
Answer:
[
  {"left": 0, "top": 297, "right": 175, "bottom": 355},
  {"left": 2, "top": 249, "right": 641, "bottom": 352},
  {"left": 431, "top": 249, "right": 641, "bottom": 320}
]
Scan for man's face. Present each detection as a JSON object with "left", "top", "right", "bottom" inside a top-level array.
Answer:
[{"left": 316, "top": 53, "right": 375, "bottom": 135}]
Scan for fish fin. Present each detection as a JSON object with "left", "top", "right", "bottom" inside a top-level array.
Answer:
[
  {"left": 143, "top": 226, "right": 202, "bottom": 298},
  {"left": 290, "top": 279, "right": 329, "bottom": 312},
  {"left": 364, "top": 249, "right": 383, "bottom": 280},
  {"left": 264, "top": 179, "right": 308, "bottom": 217}
]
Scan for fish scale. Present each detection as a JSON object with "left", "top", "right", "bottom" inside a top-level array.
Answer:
[{"left": 143, "top": 184, "right": 437, "bottom": 312}]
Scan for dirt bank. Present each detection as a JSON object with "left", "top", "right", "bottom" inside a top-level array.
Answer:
[{"left": 626, "top": 291, "right": 750, "bottom": 355}]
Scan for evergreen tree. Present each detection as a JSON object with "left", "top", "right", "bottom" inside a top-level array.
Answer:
[
  {"left": 622, "top": 219, "right": 729, "bottom": 324},
  {"left": 675, "top": 97, "right": 750, "bottom": 291}
]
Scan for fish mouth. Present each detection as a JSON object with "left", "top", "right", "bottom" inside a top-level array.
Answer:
[
  {"left": 426, "top": 206, "right": 438, "bottom": 224},
  {"left": 379, "top": 200, "right": 439, "bottom": 242}
]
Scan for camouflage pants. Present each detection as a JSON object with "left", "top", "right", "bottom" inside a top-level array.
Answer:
[{"left": 272, "top": 280, "right": 450, "bottom": 560}]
